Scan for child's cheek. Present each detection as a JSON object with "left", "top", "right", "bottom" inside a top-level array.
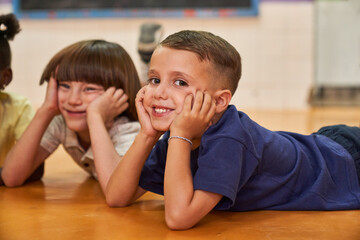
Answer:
[
  {"left": 92, "top": 92, "right": 104, "bottom": 100},
  {"left": 175, "top": 104, "right": 184, "bottom": 114},
  {"left": 175, "top": 96, "right": 193, "bottom": 115},
  {"left": 85, "top": 93, "right": 102, "bottom": 108}
]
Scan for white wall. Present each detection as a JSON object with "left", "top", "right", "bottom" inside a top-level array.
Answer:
[
  {"left": 315, "top": 0, "right": 360, "bottom": 87},
  {"left": 1, "top": 1, "right": 314, "bottom": 110}
]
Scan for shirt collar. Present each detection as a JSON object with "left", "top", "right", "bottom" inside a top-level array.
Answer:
[{"left": 63, "top": 127, "right": 94, "bottom": 160}]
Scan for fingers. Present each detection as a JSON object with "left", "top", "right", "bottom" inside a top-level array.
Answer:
[
  {"left": 136, "top": 86, "right": 147, "bottom": 103},
  {"left": 190, "top": 91, "right": 216, "bottom": 120},
  {"left": 171, "top": 91, "right": 216, "bottom": 140},
  {"left": 200, "top": 93, "right": 216, "bottom": 121},
  {"left": 49, "top": 76, "right": 56, "bottom": 84},
  {"left": 117, "top": 101, "right": 129, "bottom": 114},
  {"left": 42, "top": 77, "right": 59, "bottom": 115},
  {"left": 105, "top": 87, "right": 125, "bottom": 100},
  {"left": 183, "top": 94, "right": 193, "bottom": 112},
  {"left": 104, "top": 87, "right": 129, "bottom": 106},
  {"left": 94, "top": 87, "right": 129, "bottom": 118},
  {"left": 135, "top": 86, "right": 148, "bottom": 114},
  {"left": 105, "top": 86, "right": 116, "bottom": 95},
  {"left": 113, "top": 88, "right": 125, "bottom": 99},
  {"left": 114, "top": 89, "right": 129, "bottom": 107},
  {"left": 191, "top": 91, "right": 203, "bottom": 113},
  {"left": 48, "top": 76, "right": 58, "bottom": 90},
  {"left": 114, "top": 89, "right": 129, "bottom": 114},
  {"left": 46, "top": 77, "right": 58, "bottom": 98}
]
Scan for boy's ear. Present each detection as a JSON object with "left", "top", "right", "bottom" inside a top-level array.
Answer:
[{"left": 213, "top": 89, "right": 232, "bottom": 113}]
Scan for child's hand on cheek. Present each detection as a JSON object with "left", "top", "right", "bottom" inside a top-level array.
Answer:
[
  {"left": 42, "top": 77, "right": 60, "bottom": 117},
  {"left": 87, "top": 87, "right": 129, "bottom": 128},
  {"left": 170, "top": 91, "right": 216, "bottom": 141},
  {"left": 136, "top": 86, "right": 162, "bottom": 138}
]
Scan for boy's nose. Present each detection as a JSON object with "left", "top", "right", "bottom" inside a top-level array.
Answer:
[
  {"left": 153, "top": 83, "right": 168, "bottom": 99},
  {"left": 68, "top": 90, "right": 82, "bottom": 105}
]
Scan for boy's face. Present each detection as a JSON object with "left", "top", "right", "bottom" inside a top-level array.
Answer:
[
  {"left": 143, "top": 46, "right": 216, "bottom": 132},
  {"left": 57, "top": 81, "right": 104, "bottom": 134}
]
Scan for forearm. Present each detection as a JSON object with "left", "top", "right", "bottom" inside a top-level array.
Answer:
[
  {"left": 87, "top": 113, "right": 121, "bottom": 193},
  {"left": 164, "top": 138, "right": 194, "bottom": 223},
  {"left": 105, "top": 131, "right": 158, "bottom": 207},
  {"left": 164, "top": 137, "right": 222, "bottom": 230},
  {"left": 2, "top": 107, "right": 53, "bottom": 186}
]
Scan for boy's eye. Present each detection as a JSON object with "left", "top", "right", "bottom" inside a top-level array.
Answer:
[
  {"left": 174, "top": 80, "right": 188, "bottom": 87},
  {"left": 85, "top": 87, "right": 97, "bottom": 91},
  {"left": 84, "top": 84, "right": 104, "bottom": 92},
  {"left": 58, "top": 83, "right": 70, "bottom": 89},
  {"left": 148, "top": 78, "right": 160, "bottom": 85}
]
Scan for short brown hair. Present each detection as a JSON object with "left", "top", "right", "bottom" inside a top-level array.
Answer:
[
  {"left": 40, "top": 39, "right": 141, "bottom": 121},
  {"left": 160, "top": 30, "right": 241, "bottom": 95}
]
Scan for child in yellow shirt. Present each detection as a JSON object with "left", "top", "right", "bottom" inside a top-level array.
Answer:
[{"left": 0, "top": 13, "right": 42, "bottom": 184}]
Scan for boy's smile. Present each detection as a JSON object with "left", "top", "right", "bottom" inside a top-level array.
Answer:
[
  {"left": 153, "top": 105, "right": 173, "bottom": 116},
  {"left": 58, "top": 81, "right": 104, "bottom": 135},
  {"left": 144, "top": 46, "right": 216, "bottom": 132}
]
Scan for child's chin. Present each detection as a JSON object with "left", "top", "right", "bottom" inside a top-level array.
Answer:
[
  {"left": 151, "top": 123, "right": 170, "bottom": 132},
  {"left": 64, "top": 120, "right": 88, "bottom": 133}
]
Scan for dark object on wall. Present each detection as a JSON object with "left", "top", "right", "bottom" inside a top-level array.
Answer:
[
  {"left": 13, "top": 0, "right": 259, "bottom": 18},
  {"left": 309, "top": 86, "right": 360, "bottom": 106}
]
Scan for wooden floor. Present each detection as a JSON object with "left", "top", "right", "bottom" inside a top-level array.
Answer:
[{"left": 1, "top": 107, "right": 360, "bottom": 240}]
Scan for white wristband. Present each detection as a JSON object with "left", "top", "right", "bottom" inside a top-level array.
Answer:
[{"left": 168, "top": 136, "right": 193, "bottom": 146}]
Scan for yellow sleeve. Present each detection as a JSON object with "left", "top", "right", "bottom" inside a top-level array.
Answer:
[{"left": 14, "top": 98, "right": 35, "bottom": 140}]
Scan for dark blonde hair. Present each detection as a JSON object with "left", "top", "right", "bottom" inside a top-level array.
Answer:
[
  {"left": 40, "top": 39, "right": 141, "bottom": 121},
  {"left": 0, "top": 13, "right": 21, "bottom": 70},
  {"left": 160, "top": 30, "right": 241, "bottom": 95}
]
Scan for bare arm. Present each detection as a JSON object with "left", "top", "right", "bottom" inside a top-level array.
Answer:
[
  {"left": 164, "top": 92, "right": 221, "bottom": 230},
  {"left": 2, "top": 78, "right": 59, "bottom": 187},
  {"left": 87, "top": 87, "right": 130, "bottom": 193},
  {"left": 105, "top": 131, "right": 157, "bottom": 207},
  {"left": 93, "top": 86, "right": 162, "bottom": 206}
]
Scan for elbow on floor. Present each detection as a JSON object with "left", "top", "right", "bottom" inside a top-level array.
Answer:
[
  {"left": 2, "top": 176, "right": 24, "bottom": 188},
  {"left": 165, "top": 211, "right": 196, "bottom": 230},
  {"left": 105, "top": 197, "right": 130, "bottom": 208}
]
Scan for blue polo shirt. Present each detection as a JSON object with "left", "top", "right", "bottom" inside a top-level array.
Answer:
[{"left": 139, "top": 105, "right": 360, "bottom": 211}]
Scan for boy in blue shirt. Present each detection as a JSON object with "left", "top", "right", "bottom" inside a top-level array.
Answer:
[{"left": 104, "top": 30, "right": 360, "bottom": 230}]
